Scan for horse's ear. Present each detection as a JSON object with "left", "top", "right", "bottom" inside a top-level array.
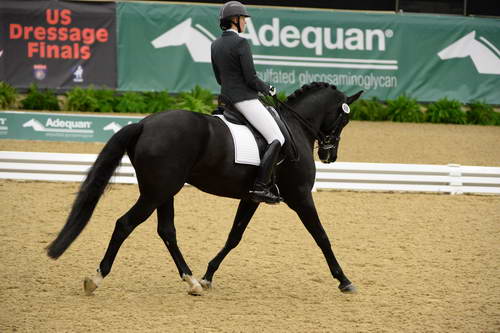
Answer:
[{"left": 347, "top": 90, "right": 363, "bottom": 104}]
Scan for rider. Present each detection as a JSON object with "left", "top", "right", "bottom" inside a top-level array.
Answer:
[{"left": 211, "top": 1, "right": 285, "bottom": 204}]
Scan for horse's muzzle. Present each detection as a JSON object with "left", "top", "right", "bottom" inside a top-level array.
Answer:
[{"left": 318, "top": 147, "right": 337, "bottom": 164}]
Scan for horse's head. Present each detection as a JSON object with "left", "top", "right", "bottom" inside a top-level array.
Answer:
[
  {"left": 317, "top": 89, "right": 363, "bottom": 163},
  {"left": 285, "top": 82, "right": 362, "bottom": 163}
]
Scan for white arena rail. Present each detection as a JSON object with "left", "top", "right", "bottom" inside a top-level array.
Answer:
[
  {"left": 314, "top": 161, "right": 500, "bottom": 195},
  {"left": 1, "top": 151, "right": 499, "bottom": 195},
  {"left": 0, "top": 151, "right": 136, "bottom": 184}
]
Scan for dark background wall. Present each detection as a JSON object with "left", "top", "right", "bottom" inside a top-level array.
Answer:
[{"left": 149, "top": 0, "right": 499, "bottom": 17}]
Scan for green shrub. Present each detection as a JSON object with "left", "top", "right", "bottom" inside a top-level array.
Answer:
[
  {"left": 66, "top": 86, "right": 117, "bottom": 112},
  {"left": 115, "top": 92, "right": 147, "bottom": 113},
  {"left": 13, "top": 83, "right": 499, "bottom": 126},
  {"left": 21, "top": 84, "right": 60, "bottom": 111},
  {"left": 0, "top": 81, "right": 18, "bottom": 109},
  {"left": 94, "top": 88, "right": 117, "bottom": 113},
  {"left": 260, "top": 91, "right": 288, "bottom": 106},
  {"left": 386, "top": 95, "right": 424, "bottom": 123},
  {"left": 183, "top": 85, "right": 214, "bottom": 105},
  {"left": 175, "top": 94, "right": 213, "bottom": 114},
  {"left": 66, "top": 86, "right": 99, "bottom": 112},
  {"left": 175, "top": 85, "right": 216, "bottom": 114},
  {"left": 425, "top": 98, "right": 466, "bottom": 124},
  {"left": 466, "top": 101, "right": 497, "bottom": 125},
  {"left": 350, "top": 97, "right": 388, "bottom": 121},
  {"left": 143, "top": 91, "right": 176, "bottom": 113},
  {"left": 276, "top": 91, "right": 288, "bottom": 102}
]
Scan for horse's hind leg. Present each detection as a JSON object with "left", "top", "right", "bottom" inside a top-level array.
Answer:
[
  {"left": 83, "top": 196, "right": 157, "bottom": 295},
  {"left": 157, "top": 197, "right": 202, "bottom": 296},
  {"left": 201, "top": 199, "right": 259, "bottom": 289}
]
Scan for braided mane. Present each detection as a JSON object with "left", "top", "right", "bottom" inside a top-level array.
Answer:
[{"left": 287, "top": 82, "right": 337, "bottom": 103}]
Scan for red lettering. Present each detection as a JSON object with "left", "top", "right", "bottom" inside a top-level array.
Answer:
[
  {"left": 60, "top": 9, "right": 72, "bottom": 25},
  {"left": 82, "top": 28, "right": 95, "bottom": 44},
  {"left": 34, "top": 26, "right": 46, "bottom": 40},
  {"left": 61, "top": 44, "right": 72, "bottom": 59},
  {"left": 96, "top": 29, "right": 108, "bottom": 43},
  {"left": 47, "top": 44, "right": 59, "bottom": 58},
  {"left": 27, "top": 42, "right": 38, "bottom": 57},
  {"left": 24, "top": 26, "right": 34, "bottom": 39},
  {"left": 9, "top": 24, "right": 22, "bottom": 39},
  {"left": 47, "top": 27, "right": 57, "bottom": 41},
  {"left": 58, "top": 27, "right": 68, "bottom": 41},
  {"left": 80, "top": 46, "right": 90, "bottom": 60},
  {"left": 27, "top": 42, "right": 95, "bottom": 60},
  {"left": 46, "top": 9, "right": 71, "bottom": 25},
  {"left": 46, "top": 9, "right": 59, "bottom": 25},
  {"left": 40, "top": 42, "right": 46, "bottom": 57},
  {"left": 12, "top": 12, "right": 105, "bottom": 59},
  {"left": 69, "top": 27, "right": 80, "bottom": 42}
]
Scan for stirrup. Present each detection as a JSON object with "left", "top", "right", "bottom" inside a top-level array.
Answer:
[{"left": 249, "top": 186, "right": 282, "bottom": 204}]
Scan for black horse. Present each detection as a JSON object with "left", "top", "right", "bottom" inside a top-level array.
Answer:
[{"left": 47, "top": 82, "right": 362, "bottom": 295}]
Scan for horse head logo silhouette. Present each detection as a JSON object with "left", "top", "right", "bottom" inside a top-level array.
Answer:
[
  {"left": 438, "top": 31, "right": 500, "bottom": 75},
  {"left": 103, "top": 122, "right": 122, "bottom": 134},
  {"left": 22, "top": 119, "right": 45, "bottom": 131},
  {"left": 151, "top": 18, "right": 216, "bottom": 63}
]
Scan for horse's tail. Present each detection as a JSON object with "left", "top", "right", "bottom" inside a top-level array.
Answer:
[{"left": 46, "top": 123, "right": 144, "bottom": 259}]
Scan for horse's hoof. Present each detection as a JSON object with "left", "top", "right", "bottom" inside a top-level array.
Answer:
[
  {"left": 339, "top": 283, "right": 357, "bottom": 294},
  {"left": 84, "top": 277, "right": 97, "bottom": 296},
  {"left": 183, "top": 274, "right": 203, "bottom": 296},
  {"left": 199, "top": 279, "right": 212, "bottom": 290},
  {"left": 188, "top": 284, "right": 203, "bottom": 296}
]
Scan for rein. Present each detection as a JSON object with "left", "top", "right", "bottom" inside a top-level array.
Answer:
[
  {"left": 271, "top": 96, "right": 324, "bottom": 142},
  {"left": 271, "top": 96, "right": 346, "bottom": 148}
]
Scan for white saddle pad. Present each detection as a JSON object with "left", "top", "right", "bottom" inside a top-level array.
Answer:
[{"left": 214, "top": 114, "right": 260, "bottom": 166}]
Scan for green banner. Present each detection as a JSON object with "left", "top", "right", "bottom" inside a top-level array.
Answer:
[
  {"left": 0, "top": 111, "right": 143, "bottom": 142},
  {"left": 117, "top": 2, "right": 500, "bottom": 103}
]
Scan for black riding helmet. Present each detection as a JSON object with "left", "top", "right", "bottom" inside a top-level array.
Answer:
[{"left": 219, "top": 1, "right": 250, "bottom": 32}]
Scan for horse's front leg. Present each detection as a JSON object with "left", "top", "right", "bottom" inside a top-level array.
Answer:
[
  {"left": 200, "top": 199, "right": 259, "bottom": 289},
  {"left": 287, "top": 193, "right": 356, "bottom": 293}
]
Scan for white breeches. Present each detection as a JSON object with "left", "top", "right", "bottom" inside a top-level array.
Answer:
[{"left": 234, "top": 99, "right": 285, "bottom": 145}]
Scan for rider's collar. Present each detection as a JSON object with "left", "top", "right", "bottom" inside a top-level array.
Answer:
[{"left": 226, "top": 28, "right": 239, "bottom": 35}]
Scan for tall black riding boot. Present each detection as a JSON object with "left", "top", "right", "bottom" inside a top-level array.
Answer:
[{"left": 249, "top": 140, "right": 282, "bottom": 204}]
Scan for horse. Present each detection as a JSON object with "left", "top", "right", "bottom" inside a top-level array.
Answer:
[{"left": 46, "top": 82, "right": 363, "bottom": 296}]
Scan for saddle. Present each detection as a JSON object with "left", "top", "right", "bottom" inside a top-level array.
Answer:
[{"left": 212, "top": 101, "right": 297, "bottom": 163}]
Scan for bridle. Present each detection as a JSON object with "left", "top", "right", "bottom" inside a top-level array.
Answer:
[
  {"left": 319, "top": 102, "right": 351, "bottom": 161},
  {"left": 272, "top": 96, "right": 350, "bottom": 155}
]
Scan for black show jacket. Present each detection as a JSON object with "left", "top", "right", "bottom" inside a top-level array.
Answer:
[{"left": 211, "top": 30, "right": 270, "bottom": 103}]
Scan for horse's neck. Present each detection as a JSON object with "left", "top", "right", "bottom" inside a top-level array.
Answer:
[
  {"left": 286, "top": 96, "right": 328, "bottom": 142},
  {"left": 468, "top": 40, "right": 500, "bottom": 74}
]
